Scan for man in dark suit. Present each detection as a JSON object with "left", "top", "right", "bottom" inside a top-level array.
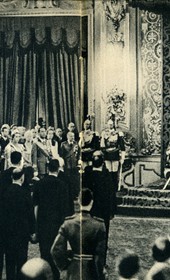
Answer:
[
  {"left": 60, "top": 132, "right": 79, "bottom": 199},
  {"left": 0, "top": 124, "right": 10, "bottom": 172},
  {"left": 54, "top": 128, "right": 63, "bottom": 150},
  {"left": 0, "top": 151, "right": 22, "bottom": 189},
  {"left": 32, "top": 127, "right": 49, "bottom": 179},
  {"left": 51, "top": 188, "right": 106, "bottom": 280},
  {"left": 33, "top": 159, "right": 73, "bottom": 280},
  {"left": 83, "top": 150, "right": 113, "bottom": 267},
  {"left": 0, "top": 151, "right": 23, "bottom": 279},
  {"left": 3, "top": 168, "right": 36, "bottom": 280}
]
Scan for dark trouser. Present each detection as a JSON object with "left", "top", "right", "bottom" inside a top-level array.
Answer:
[
  {"left": 66, "top": 168, "right": 80, "bottom": 200},
  {"left": 0, "top": 158, "right": 5, "bottom": 173},
  {"left": 104, "top": 218, "right": 110, "bottom": 266},
  {"left": 0, "top": 237, "right": 4, "bottom": 280},
  {"left": 39, "top": 236, "right": 60, "bottom": 280},
  {"left": 5, "top": 241, "right": 28, "bottom": 280},
  {"left": 111, "top": 172, "right": 118, "bottom": 214}
]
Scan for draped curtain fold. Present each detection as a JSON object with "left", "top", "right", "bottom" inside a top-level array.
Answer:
[{"left": 0, "top": 23, "right": 82, "bottom": 129}]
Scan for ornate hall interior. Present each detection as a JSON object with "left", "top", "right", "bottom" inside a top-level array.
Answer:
[{"left": 0, "top": 0, "right": 170, "bottom": 192}]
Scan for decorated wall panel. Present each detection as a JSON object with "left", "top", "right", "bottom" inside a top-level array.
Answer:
[
  {"left": 140, "top": 11, "right": 162, "bottom": 155},
  {"left": 162, "top": 14, "right": 170, "bottom": 169}
]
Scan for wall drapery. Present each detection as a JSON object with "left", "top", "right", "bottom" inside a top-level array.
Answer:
[{"left": 0, "top": 17, "right": 82, "bottom": 129}]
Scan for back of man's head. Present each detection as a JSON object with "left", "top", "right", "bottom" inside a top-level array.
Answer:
[
  {"left": 152, "top": 236, "right": 170, "bottom": 262},
  {"left": 79, "top": 188, "right": 93, "bottom": 207},
  {"left": 12, "top": 168, "right": 24, "bottom": 181},
  {"left": 117, "top": 249, "right": 140, "bottom": 279},
  {"left": 11, "top": 151, "right": 22, "bottom": 165},
  {"left": 20, "top": 258, "right": 53, "bottom": 280},
  {"left": 152, "top": 267, "right": 170, "bottom": 280},
  {"left": 48, "top": 159, "right": 59, "bottom": 173},
  {"left": 92, "top": 151, "right": 104, "bottom": 168}
]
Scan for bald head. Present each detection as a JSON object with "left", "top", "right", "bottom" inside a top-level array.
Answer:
[
  {"left": 67, "top": 132, "right": 74, "bottom": 142},
  {"left": 68, "top": 122, "right": 75, "bottom": 132},
  {"left": 20, "top": 258, "right": 53, "bottom": 280}
]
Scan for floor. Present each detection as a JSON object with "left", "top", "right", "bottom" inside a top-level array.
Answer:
[
  {"left": 107, "top": 216, "right": 170, "bottom": 279},
  {"left": 2, "top": 216, "right": 170, "bottom": 279}
]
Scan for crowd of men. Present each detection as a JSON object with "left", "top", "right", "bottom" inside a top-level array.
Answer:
[
  {"left": 0, "top": 120, "right": 170, "bottom": 280},
  {"left": 0, "top": 117, "right": 126, "bottom": 280}
]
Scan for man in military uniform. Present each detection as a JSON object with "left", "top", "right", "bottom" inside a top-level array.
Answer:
[
  {"left": 79, "top": 119, "right": 100, "bottom": 170},
  {"left": 101, "top": 118, "right": 125, "bottom": 190},
  {"left": 51, "top": 188, "right": 106, "bottom": 280},
  {"left": 60, "top": 132, "right": 79, "bottom": 199},
  {"left": 101, "top": 118, "right": 125, "bottom": 213},
  {"left": 32, "top": 127, "right": 49, "bottom": 179}
]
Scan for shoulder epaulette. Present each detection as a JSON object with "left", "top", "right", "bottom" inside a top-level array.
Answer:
[
  {"left": 93, "top": 216, "right": 104, "bottom": 222},
  {"left": 118, "top": 131, "right": 124, "bottom": 137},
  {"left": 95, "top": 131, "right": 99, "bottom": 137},
  {"left": 65, "top": 214, "right": 76, "bottom": 220}
]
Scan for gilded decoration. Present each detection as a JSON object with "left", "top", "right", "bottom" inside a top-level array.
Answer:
[
  {"left": 140, "top": 11, "right": 162, "bottom": 155},
  {"left": 103, "top": 0, "right": 126, "bottom": 43},
  {"left": 104, "top": 85, "right": 127, "bottom": 123},
  {"left": 0, "top": 0, "right": 18, "bottom": 9},
  {"left": 0, "top": 0, "right": 85, "bottom": 13},
  {"left": 103, "top": 0, "right": 126, "bottom": 32},
  {"left": 0, "top": 0, "right": 60, "bottom": 10},
  {"left": 23, "top": 0, "right": 59, "bottom": 9},
  {"left": 102, "top": 85, "right": 137, "bottom": 155}
]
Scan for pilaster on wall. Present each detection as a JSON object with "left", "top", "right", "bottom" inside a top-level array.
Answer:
[
  {"left": 93, "top": 2, "right": 132, "bottom": 133},
  {"left": 93, "top": 1, "right": 106, "bottom": 132}
]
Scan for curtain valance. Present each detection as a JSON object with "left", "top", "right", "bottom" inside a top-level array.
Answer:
[
  {"left": 0, "top": 16, "right": 81, "bottom": 55},
  {"left": 0, "top": 27, "right": 80, "bottom": 54}
]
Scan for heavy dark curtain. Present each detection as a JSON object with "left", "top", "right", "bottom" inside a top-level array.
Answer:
[{"left": 0, "top": 17, "right": 82, "bottom": 129}]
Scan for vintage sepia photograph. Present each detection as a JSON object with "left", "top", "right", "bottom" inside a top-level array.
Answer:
[{"left": 0, "top": 0, "right": 170, "bottom": 279}]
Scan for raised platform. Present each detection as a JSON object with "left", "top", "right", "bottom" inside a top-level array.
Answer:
[{"left": 117, "top": 179, "right": 170, "bottom": 217}]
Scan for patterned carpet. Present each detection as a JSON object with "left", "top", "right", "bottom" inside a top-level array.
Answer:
[{"left": 2, "top": 216, "right": 170, "bottom": 279}]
